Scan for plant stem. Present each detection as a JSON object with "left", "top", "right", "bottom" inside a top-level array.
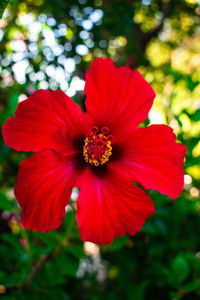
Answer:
[{"left": 22, "top": 210, "right": 76, "bottom": 288}]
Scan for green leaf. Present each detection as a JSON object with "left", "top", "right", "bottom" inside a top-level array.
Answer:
[
  {"left": 172, "top": 256, "right": 190, "bottom": 283},
  {"left": 107, "top": 235, "right": 128, "bottom": 251},
  {"left": 32, "top": 230, "right": 61, "bottom": 247},
  {"left": 66, "top": 244, "right": 84, "bottom": 259},
  {"left": 1, "top": 233, "right": 25, "bottom": 252},
  {"left": 0, "top": 0, "right": 10, "bottom": 18},
  {"left": 182, "top": 281, "right": 200, "bottom": 292},
  {"left": 0, "top": 190, "right": 14, "bottom": 211},
  {"left": 8, "top": 92, "right": 19, "bottom": 116}
]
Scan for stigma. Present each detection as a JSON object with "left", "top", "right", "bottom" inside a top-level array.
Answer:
[{"left": 83, "top": 126, "right": 114, "bottom": 167}]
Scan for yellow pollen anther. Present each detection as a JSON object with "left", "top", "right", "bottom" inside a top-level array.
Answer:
[{"left": 83, "top": 128, "right": 113, "bottom": 167}]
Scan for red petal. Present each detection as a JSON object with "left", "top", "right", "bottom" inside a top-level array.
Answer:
[
  {"left": 14, "top": 150, "right": 77, "bottom": 232},
  {"left": 85, "top": 58, "right": 155, "bottom": 141},
  {"left": 76, "top": 168, "right": 155, "bottom": 244},
  {"left": 112, "top": 125, "right": 186, "bottom": 199},
  {"left": 2, "top": 90, "right": 89, "bottom": 152}
]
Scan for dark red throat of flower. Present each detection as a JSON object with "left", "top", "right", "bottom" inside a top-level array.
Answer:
[{"left": 83, "top": 126, "right": 114, "bottom": 167}]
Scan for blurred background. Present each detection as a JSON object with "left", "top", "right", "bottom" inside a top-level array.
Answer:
[{"left": 0, "top": 0, "right": 200, "bottom": 299}]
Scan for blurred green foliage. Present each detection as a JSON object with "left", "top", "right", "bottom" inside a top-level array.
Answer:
[{"left": 0, "top": 0, "right": 200, "bottom": 299}]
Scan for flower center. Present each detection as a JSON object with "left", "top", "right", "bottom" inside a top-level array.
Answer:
[{"left": 83, "top": 126, "right": 114, "bottom": 167}]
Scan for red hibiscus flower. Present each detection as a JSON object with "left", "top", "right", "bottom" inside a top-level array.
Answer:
[{"left": 2, "top": 58, "right": 186, "bottom": 244}]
